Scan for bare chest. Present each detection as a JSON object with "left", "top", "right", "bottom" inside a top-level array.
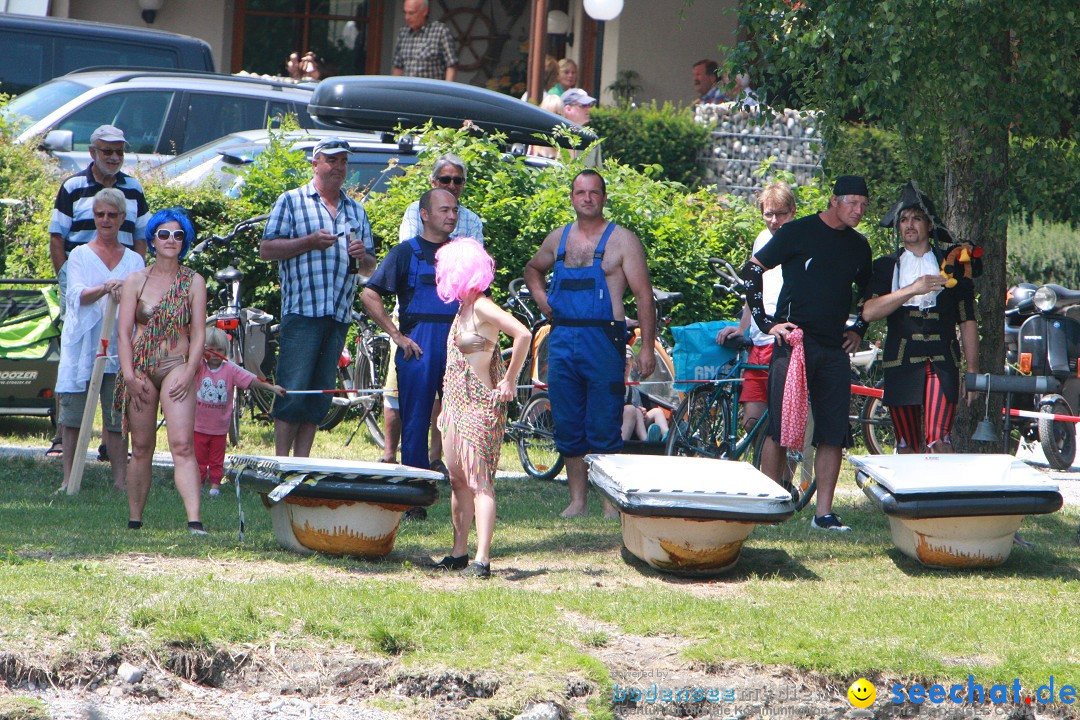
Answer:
[{"left": 562, "top": 234, "right": 618, "bottom": 273}]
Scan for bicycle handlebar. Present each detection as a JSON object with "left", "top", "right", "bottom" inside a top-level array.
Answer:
[{"left": 190, "top": 214, "right": 270, "bottom": 256}]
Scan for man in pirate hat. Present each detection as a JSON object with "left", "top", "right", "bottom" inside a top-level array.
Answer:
[{"left": 861, "top": 181, "right": 980, "bottom": 453}]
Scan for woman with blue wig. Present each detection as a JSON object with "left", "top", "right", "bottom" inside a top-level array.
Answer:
[{"left": 115, "top": 207, "right": 209, "bottom": 534}]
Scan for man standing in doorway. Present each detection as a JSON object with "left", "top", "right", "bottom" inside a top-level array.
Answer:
[
  {"left": 391, "top": 0, "right": 459, "bottom": 81},
  {"left": 740, "top": 175, "right": 873, "bottom": 532},
  {"left": 260, "top": 138, "right": 375, "bottom": 457},
  {"left": 525, "top": 170, "right": 656, "bottom": 518}
]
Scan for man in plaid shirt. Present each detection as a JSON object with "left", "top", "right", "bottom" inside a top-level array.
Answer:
[
  {"left": 260, "top": 138, "right": 375, "bottom": 457},
  {"left": 391, "top": 0, "right": 459, "bottom": 81}
]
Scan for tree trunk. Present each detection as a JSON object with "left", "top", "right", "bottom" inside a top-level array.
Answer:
[{"left": 942, "top": 34, "right": 1012, "bottom": 453}]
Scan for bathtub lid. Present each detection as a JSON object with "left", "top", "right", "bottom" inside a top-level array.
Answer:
[
  {"left": 849, "top": 454, "right": 1058, "bottom": 495},
  {"left": 228, "top": 455, "right": 444, "bottom": 481},
  {"left": 585, "top": 454, "right": 795, "bottom": 519}
]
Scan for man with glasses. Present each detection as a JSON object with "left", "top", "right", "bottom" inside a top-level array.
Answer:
[
  {"left": 46, "top": 124, "right": 148, "bottom": 458},
  {"left": 717, "top": 182, "right": 797, "bottom": 443},
  {"left": 740, "top": 175, "right": 873, "bottom": 532},
  {"left": 260, "top": 138, "right": 375, "bottom": 457},
  {"left": 381, "top": 154, "right": 484, "bottom": 477}
]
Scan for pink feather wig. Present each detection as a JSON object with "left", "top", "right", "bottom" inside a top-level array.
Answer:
[{"left": 435, "top": 237, "right": 494, "bottom": 303}]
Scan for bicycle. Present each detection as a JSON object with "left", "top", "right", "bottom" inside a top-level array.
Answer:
[{"left": 664, "top": 334, "right": 818, "bottom": 510}]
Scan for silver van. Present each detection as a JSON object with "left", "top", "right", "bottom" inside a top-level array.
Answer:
[{"left": 3, "top": 70, "right": 315, "bottom": 173}]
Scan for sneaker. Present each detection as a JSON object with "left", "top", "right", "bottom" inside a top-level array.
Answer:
[
  {"left": 811, "top": 514, "right": 851, "bottom": 532},
  {"left": 403, "top": 507, "right": 427, "bottom": 521},
  {"left": 433, "top": 554, "right": 468, "bottom": 570},
  {"left": 461, "top": 561, "right": 490, "bottom": 578},
  {"left": 646, "top": 424, "right": 663, "bottom": 443},
  {"left": 208, "top": 486, "right": 221, "bottom": 497}
]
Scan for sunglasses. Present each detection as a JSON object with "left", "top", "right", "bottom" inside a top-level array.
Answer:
[
  {"left": 436, "top": 175, "right": 465, "bottom": 186},
  {"left": 155, "top": 229, "right": 186, "bottom": 241},
  {"left": 94, "top": 211, "right": 120, "bottom": 219},
  {"left": 92, "top": 147, "right": 124, "bottom": 157}
]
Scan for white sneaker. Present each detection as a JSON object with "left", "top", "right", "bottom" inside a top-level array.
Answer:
[{"left": 208, "top": 487, "right": 220, "bottom": 497}]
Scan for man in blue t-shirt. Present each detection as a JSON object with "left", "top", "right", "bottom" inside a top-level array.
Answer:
[{"left": 740, "top": 175, "right": 873, "bottom": 532}]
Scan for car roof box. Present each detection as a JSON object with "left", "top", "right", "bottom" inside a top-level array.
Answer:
[{"left": 308, "top": 75, "right": 593, "bottom": 148}]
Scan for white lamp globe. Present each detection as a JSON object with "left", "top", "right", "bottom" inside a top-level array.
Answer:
[{"left": 584, "top": 0, "right": 623, "bottom": 21}]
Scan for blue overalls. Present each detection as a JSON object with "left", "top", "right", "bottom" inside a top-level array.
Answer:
[
  {"left": 397, "top": 236, "right": 459, "bottom": 469},
  {"left": 547, "top": 222, "right": 626, "bottom": 457}
]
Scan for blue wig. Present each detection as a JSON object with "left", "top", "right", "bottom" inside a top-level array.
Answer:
[{"left": 145, "top": 207, "right": 195, "bottom": 260}]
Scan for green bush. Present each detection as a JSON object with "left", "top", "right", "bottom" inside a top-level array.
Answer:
[
  {"left": 1007, "top": 217, "right": 1080, "bottom": 287},
  {"left": 588, "top": 102, "right": 711, "bottom": 188},
  {"left": 0, "top": 97, "right": 63, "bottom": 278}
]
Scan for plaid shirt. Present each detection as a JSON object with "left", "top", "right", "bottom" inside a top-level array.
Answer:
[
  {"left": 391, "top": 20, "right": 458, "bottom": 79},
  {"left": 263, "top": 181, "right": 373, "bottom": 323},
  {"left": 397, "top": 201, "right": 484, "bottom": 244}
]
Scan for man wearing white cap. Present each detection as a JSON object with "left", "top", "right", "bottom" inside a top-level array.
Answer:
[
  {"left": 561, "top": 88, "right": 597, "bottom": 127},
  {"left": 46, "top": 124, "right": 149, "bottom": 458},
  {"left": 260, "top": 138, "right": 376, "bottom": 457}
]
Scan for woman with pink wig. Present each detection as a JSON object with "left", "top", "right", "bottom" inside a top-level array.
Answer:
[{"left": 434, "top": 238, "right": 530, "bottom": 578}]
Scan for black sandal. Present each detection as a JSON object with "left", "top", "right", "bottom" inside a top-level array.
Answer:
[
  {"left": 461, "top": 561, "right": 490, "bottom": 578},
  {"left": 433, "top": 554, "right": 468, "bottom": 570},
  {"left": 45, "top": 440, "right": 63, "bottom": 458}
]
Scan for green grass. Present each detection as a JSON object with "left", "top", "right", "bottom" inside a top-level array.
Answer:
[{"left": 1, "top": 414, "right": 1079, "bottom": 712}]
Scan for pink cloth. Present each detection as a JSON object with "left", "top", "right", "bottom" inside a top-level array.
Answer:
[
  {"left": 193, "top": 359, "right": 256, "bottom": 436},
  {"left": 780, "top": 328, "right": 809, "bottom": 449}
]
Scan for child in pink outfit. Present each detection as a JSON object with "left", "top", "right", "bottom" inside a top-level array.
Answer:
[{"left": 195, "top": 328, "right": 284, "bottom": 495}]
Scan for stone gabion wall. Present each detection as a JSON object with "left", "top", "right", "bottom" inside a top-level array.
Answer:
[{"left": 695, "top": 103, "right": 824, "bottom": 197}]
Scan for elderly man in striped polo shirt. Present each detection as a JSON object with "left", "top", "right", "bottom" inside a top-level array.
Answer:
[{"left": 260, "top": 138, "right": 376, "bottom": 457}]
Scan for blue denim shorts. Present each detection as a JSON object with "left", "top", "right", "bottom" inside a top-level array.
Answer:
[{"left": 271, "top": 314, "right": 349, "bottom": 425}]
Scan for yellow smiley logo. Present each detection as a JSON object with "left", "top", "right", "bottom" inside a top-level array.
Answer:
[{"left": 847, "top": 678, "right": 876, "bottom": 708}]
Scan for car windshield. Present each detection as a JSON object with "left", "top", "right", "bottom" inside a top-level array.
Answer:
[
  {"left": 153, "top": 135, "right": 256, "bottom": 180},
  {"left": 1, "top": 79, "right": 90, "bottom": 133}
]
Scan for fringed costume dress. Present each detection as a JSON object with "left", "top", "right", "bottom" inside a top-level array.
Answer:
[
  {"left": 113, "top": 266, "right": 194, "bottom": 432},
  {"left": 437, "top": 315, "right": 507, "bottom": 491}
]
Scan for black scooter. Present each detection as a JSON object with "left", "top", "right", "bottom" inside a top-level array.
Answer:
[{"left": 969, "top": 283, "right": 1080, "bottom": 470}]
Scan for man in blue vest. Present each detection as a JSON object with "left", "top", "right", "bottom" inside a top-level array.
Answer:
[
  {"left": 525, "top": 170, "right": 656, "bottom": 517},
  {"left": 362, "top": 188, "right": 459, "bottom": 472}
]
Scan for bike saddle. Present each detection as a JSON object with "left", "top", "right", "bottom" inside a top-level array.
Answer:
[
  {"left": 653, "top": 288, "right": 683, "bottom": 305},
  {"left": 215, "top": 266, "right": 243, "bottom": 283},
  {"left": 721, "top": 335, "right": 753, "bottom": 350}
]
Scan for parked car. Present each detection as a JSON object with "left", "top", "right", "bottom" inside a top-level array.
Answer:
[
  {"left": 151, "top": 128, "right": 557, "bottom": 197},
  {"left": 150, "top": 129, "right": 421, "bottom": 196},
  {"left": 0, "top": 14, "right": 213, "bottom": 97},
  {"left": 2, "top": 70, "right": 315, "bottom": 173}
]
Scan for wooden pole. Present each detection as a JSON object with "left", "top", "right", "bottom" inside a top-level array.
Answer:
[
  {"left": 67, "top": 296, "right": 118, "bottom": 495},
  {"left": 526, "top": 0, "right": 549, "bottom": 104}
]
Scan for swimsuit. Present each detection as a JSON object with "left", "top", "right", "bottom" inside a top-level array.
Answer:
[{"left": 134, "top": 273, "right": 187, "bottom": 388}]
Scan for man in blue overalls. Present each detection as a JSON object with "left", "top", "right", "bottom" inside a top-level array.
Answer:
[
  {"left": 362, "top": 188, "right": 459, "bottom": 472},
  {"left": 525, "top": 170, "right": 657, "bottom": 517}
]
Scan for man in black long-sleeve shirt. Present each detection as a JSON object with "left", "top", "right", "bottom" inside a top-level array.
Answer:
[{"left": 740, "top": 175, "right": 873, "bottom": 531}]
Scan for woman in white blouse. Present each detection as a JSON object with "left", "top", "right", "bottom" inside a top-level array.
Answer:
[{"left": 55, "top": 188, "right": 145, "bottom": 492}]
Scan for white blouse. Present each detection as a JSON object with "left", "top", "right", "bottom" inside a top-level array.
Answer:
[{"left": 56, "top": 244, "right": 144, "bottom": 393}]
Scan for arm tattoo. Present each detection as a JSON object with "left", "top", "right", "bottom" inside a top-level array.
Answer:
[{"left": 738, "top": 261, "right": 775, "bottom": 334}]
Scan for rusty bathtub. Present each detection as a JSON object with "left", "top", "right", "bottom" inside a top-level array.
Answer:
[
  {"left": 851, "top": 454, "right": 1062, "bottom": 569},
  {"left": 586, "top": 454, "right": 796, "bottom": 575},
  {"left": 227, "top": 455, "right": 441, "bottom": 558}
]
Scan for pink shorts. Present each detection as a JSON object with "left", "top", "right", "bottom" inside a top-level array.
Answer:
[{"left": 740, "top": 343, "right": 773, "bottom": 404}]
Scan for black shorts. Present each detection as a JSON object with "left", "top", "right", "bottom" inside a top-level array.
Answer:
[{"left": 767, "top": 335, "right": 851, "bottom": 448}]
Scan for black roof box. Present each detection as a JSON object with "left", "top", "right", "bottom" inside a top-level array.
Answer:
[{"left": 308, "top": 75, "right": 594, "bottom": 148}]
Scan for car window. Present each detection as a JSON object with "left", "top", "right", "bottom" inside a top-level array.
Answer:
[
  {"left": 347, "top": 152, "right": 418, "bottom": 194},
  {"left": 180, "top": 94, "right": 272, "bottom": 153},
  {"left": 1, "top": 79, "right": 89, "bottom": 132},
  {"left": 57, "top": 40, "right": 180, "bottom": 74},
  {"left": 0, "top": 33, "right": 48, "bottom": 96},
  {"left": 55, "top": 90, "right": 174, "bottom": 153}
]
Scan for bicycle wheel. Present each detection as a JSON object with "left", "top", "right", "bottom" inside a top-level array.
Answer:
[
  {"left": 514, "top": 392, "right": 564, "bottom": 481},
  {"left": 665, "top": 386, "right": 731, "bottom": 459},
  {"left": 318, "top": 366, "right": 352, "bottom": 431},
  {"left": 357, "top": 335, "right": 389, "bottom": 449},
  {"left": 226, "top": 337, "right": 242, "bottom": 446},
  {"left": 860, "top": 394, "right": 895, "bottom": 455},
  {"left": 752, "top": 413, "right": 817, "bottom": 511}
]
